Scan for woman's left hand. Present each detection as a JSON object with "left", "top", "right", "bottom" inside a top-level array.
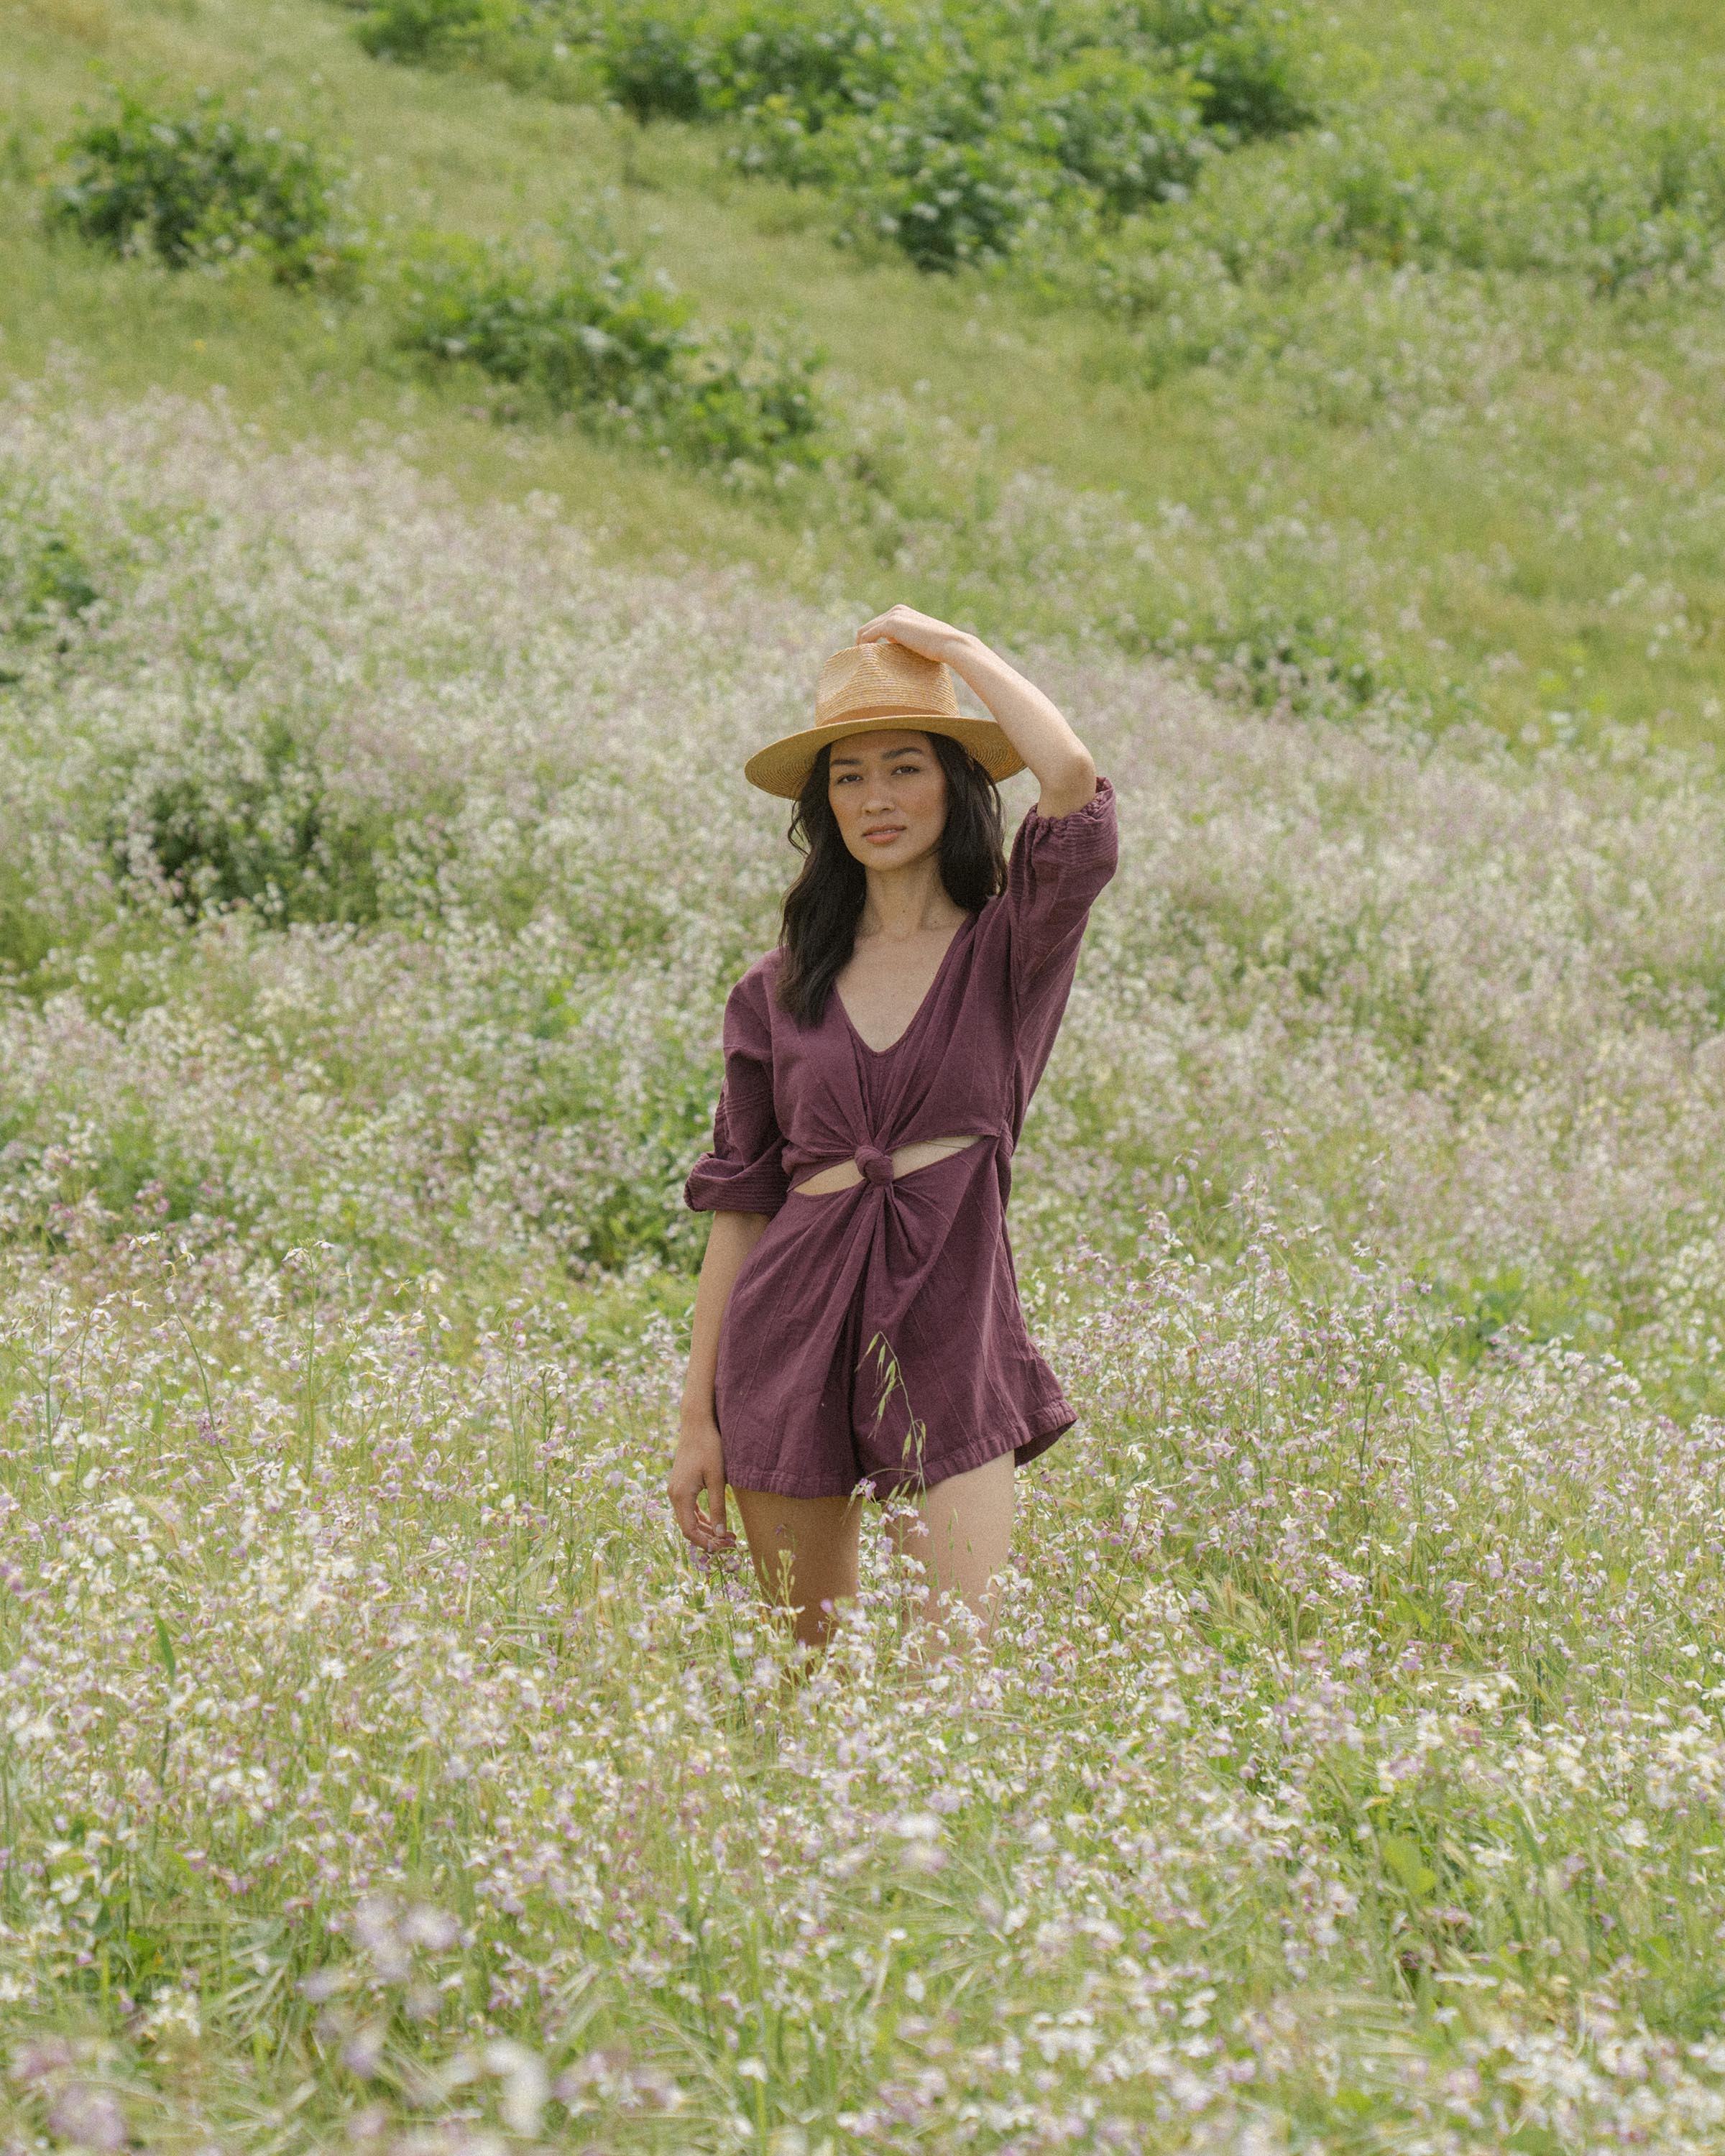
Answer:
[{"left": 855, "top": 604, "right": 972, "bottom": 665}]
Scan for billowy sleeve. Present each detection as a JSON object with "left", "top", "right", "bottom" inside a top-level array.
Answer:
[
  {"left": 1003, "top": 775, "right": 1118, "bottom": 1000},
  {"left": 684, "top": 968, "right": 790, "bottom": 1217}
]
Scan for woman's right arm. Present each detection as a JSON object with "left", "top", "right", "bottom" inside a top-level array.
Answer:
[{"left": 670, "top": 1210, "right": 770, "bottom": 1552}]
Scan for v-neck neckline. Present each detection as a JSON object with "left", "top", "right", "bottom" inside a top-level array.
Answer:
[{"left": 835, "top": 912, "right": 976, "bottom": 1059}]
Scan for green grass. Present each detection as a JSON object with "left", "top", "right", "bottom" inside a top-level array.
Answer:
[{"left": 5, "top": 0, "right": 1725, "bottom": 746}]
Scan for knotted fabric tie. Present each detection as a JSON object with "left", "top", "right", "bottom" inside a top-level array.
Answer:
[{"left": 855, "top": 1144, "right": 896, "bottom": 1186}]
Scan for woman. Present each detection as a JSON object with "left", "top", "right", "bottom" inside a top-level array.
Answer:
[{"left": 669, "top": 605, "right": 1117, "bottom": 1653}]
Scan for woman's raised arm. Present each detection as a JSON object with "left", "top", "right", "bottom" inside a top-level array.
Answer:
[{"left": 855, "top": 605, "right": 1098, "bottom": 819}]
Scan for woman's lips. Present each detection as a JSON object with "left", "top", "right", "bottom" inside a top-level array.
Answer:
[{"left": 863, "top": 826, "right": 906, "bottom": 844}]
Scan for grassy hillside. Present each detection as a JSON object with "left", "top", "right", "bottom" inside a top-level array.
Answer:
[
  {"left": 5, "top": 0, "right": 1725, "bottom": 745},
  {"left": 9, "top": 2, "right": 1725, "bottom": 2150}
]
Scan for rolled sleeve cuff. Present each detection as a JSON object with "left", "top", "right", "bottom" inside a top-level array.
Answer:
[
  {"left": 684, "top": 1156, "right": 788, "bottom": 1217},
  {"left": 1023, "top": 773, "right": 1117, "bottom": 856}
]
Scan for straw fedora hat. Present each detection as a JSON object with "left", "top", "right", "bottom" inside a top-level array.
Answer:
[{"left": 744, "top": 640, "right": 1027, "bottom": 799}]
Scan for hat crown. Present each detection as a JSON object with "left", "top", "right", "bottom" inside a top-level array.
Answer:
[{"left": 816, "top": 641, "right": 960, "bottom": 727}]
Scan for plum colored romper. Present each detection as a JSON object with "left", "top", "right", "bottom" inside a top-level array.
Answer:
[{"left": 684, "top": 776, "right": 1118, "bottom": 1499}]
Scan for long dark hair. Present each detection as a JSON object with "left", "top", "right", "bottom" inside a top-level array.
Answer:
[{"left": 775, "top": 732, "right": 1007, "bottom": 1026}]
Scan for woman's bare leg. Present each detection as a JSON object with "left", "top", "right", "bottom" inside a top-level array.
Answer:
[
  {"left": 732, "top": 1488, "right": 862, "bottom": 1651},
  {"left": 887, "top": 1452, "right": 1015, "bottom": 1653}
]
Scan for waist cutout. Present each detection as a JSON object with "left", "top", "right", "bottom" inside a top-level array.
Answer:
[{"left": 791, "top": 1134, "right": 987, "bottom": 1198}]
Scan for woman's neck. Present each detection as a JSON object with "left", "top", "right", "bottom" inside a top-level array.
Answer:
[{"left": 857, "top": 855, "right": 965, "bottom": 942}]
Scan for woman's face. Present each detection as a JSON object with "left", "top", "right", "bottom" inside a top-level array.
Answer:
[{"left": 826, "top": 730, "right": 949, "bottom": 870}]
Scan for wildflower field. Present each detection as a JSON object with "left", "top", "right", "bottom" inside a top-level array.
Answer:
[{"left": 7, "top": 0, "right": 1725, "bottom": 2148}]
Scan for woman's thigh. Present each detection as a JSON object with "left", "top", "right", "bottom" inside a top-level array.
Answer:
[
  {"left": 888, "top": 1451, "right": 1015, "bottom": 1641},
  {"left": 732, "top": 1487, "right": 862, "bottom": 1648}
]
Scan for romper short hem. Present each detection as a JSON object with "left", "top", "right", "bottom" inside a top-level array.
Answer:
[{"left": 724, "top": 1401, "right": 1077, "bottom": 1503}]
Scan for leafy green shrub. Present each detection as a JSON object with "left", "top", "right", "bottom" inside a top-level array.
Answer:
[
  {"left": 109, "top": 719, "right": 389, "bottom": 924},
  {"left": 1018, "top": 51, "right": 1210, "bottom": 218},
  {"left": 757, "top": 38, "right": 1213, "bottom": 262},
  {"left": 47, "top": 91, "right": 362, "bottom": 285},
  {"left": 397, "top": 233, "right": 693, "bottom": 410},
  {"left": 727, "top": 91, "right": 824, "bottom": 180},
  {"left": 802, "top": 66, "right": 1045, "bottom": 270},
  {"left": 596, "top": 0, "right": 912, "bottom": 131},
  {"left": 1085, "top": 236, "right": 1286, "bottom": 378},
  {"left": 845, "top": 126, "right": 1045, "bottom": 269},
  {"left": 356, "top": 0, "right": 521, "bottom": 64},
  {"left": 598, "top": 4, "right": 714, "bottom": 122},
  {"left": 356, "top": 0, "right": 599, "bottom": 94},
  {"left": 706, "top": 0, "right": 906, "bottom": 120},
  {"left": 1567, "top": 122, "right": 1725, "bottom": 293},
  {"left": 669, "top": 328, "right": 827, "bottom": 469},
  {"left": 1126, "top": 0, "right": 1314, "bottom": 142},
  {"left": 395, "top": 231, "right": 827, "bottom": 469},
  {"left": 1322, "top": 144, "right": 1497, "bottom": 271}
]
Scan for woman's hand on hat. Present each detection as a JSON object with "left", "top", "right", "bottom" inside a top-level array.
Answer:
[
  {"left": 856, "top": 604, "right": 973, "bottom": 665},
  {"left": 863, "top": 606, "right": 1098, "bottom": 818},
  {"left": 854, "top": 601, "right": 1096, "bottom": 816}
]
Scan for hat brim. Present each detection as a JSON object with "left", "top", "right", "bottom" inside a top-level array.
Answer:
[{"left": 744, "top": 711, "right": 1027, "bottom": 799}]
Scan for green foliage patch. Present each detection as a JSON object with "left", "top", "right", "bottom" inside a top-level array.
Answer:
[
  {"left": 356, "top": 0, "right": 523, "bottom": 65},
  {"left": 1076, "top": 106, "right": 1725, "bottom": 387},
  {"left": 1133, "top": 0, "right": 1313, "bottom": 142},
  {"left": 394, "top": 229, "right": 827, "bottom": 469},
  {"left": 108, "top": 729, "right": 394, "bottom": 927},
  {"left": 0, "top": 524, "right": 100, "bottom": 660},
  {"left": 338, "top": 0, "right": 1313, "bottom": 272},
  {"left": 608, "top": 0, "right": 1309, "bottom": 271},
  {"left": 47, "top": 90, "right": 364, "bottom": 286}
]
